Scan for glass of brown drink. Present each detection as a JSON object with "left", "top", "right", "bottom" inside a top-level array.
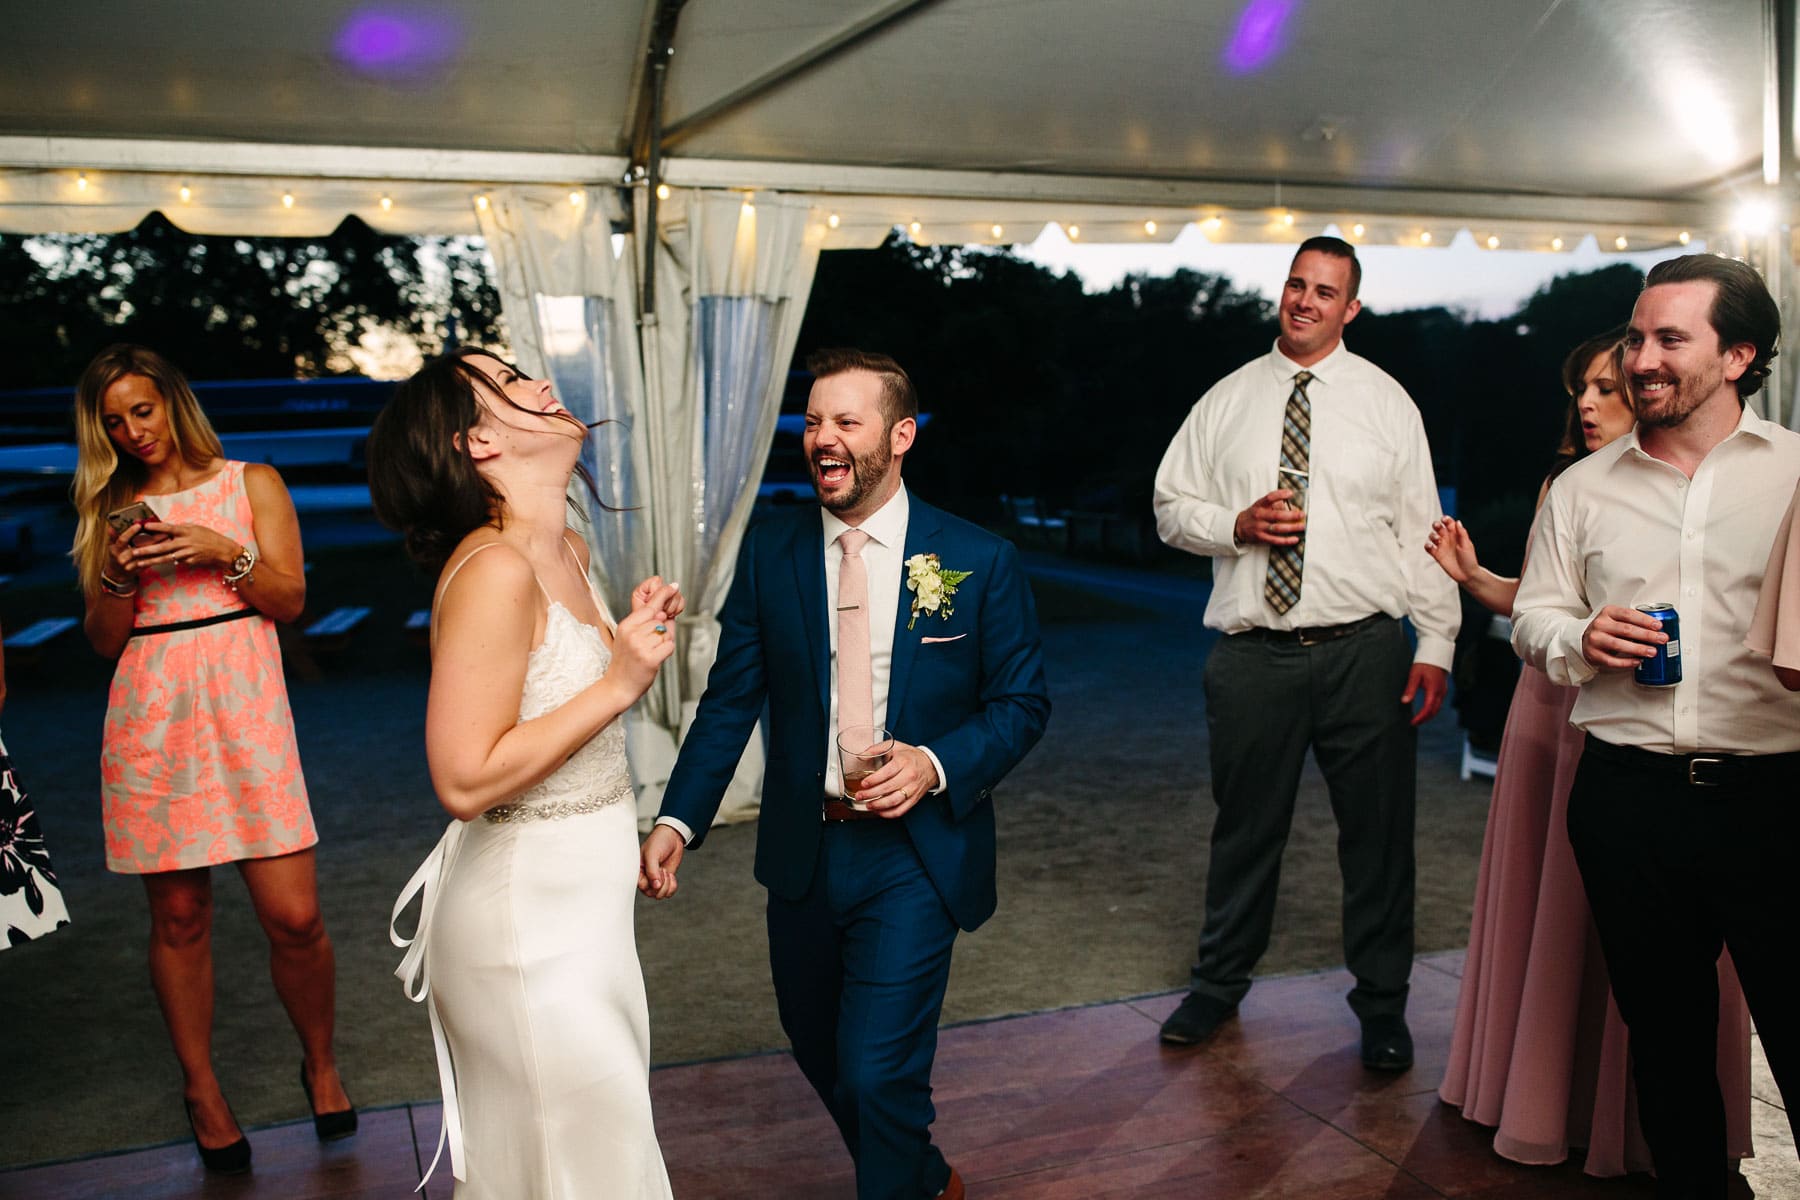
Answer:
[{"left": 836, "top": 724, "right": 894, "bottom": 811}]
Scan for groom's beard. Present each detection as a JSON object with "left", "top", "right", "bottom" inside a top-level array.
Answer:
[{"left": 811, "top": 442, "right": 893, "bottom": 514}]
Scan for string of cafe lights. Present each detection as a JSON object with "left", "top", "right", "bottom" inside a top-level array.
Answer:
[{"left": 41, "top": 169, "right": 1774, "bottom": 252}]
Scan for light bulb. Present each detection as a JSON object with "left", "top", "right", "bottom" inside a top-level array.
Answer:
[
  {"left": 178, "top": 184, "right": 192, "bottom": 203},
  {"left": 1678, "top": 230, "right": 1691, "bottom": 245},
  {"left": 1420, "top": 231, "right": 1433, "bottom": 245},
  {"left": 1144, "top": 219, "right": 1157, "bottom": 235},
  {"left": 909, "top": 221, "right": 922, "bottom": 236},
  {"left": 1615, "top": 235, "right": 1628, "bottom": 250},
  {"left": 379, "top": 194, "right": 393, "bottom": 212},
  {"left": 569, "top": 190, "right": 584, "bottom": 207},
  {"left": 1067, "top": 224, "right": 1080, "bottom": 240},
  {"left": 991, "top": 224, "right": 1003, "bottom": 238},
  {"left": 655, "top": 183, "right": 670, "bottom": 200},
  {"left": 76, "top": 172, "right": 88, "bottom": 192},
  {"left": 475, "top": 194, "right": 490, "bottom": 211},
  {"left": 827, "top": 213, "right": 840, "bottom": 229},
  {"left": 281, "top": 192, "right": 295, "bottom": 209},
  {"left": 1282, "top": 211, "right": 1295, "bottom": 227},
  {"left": 1485, "top": 235, "right": 1499, "bottom": 250},
  {"left": 1551, "top": 237, "right": 1564, "bottom": 251},
  {"left": 1351, "top": 223, "right": 1365, "bottom": 238}
]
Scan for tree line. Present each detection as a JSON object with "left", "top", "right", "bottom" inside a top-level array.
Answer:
[{"left": 0, "top": 215, "right": 1646, "bottom": 573}]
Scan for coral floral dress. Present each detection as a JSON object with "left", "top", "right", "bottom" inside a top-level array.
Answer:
[{"left": 100, "top": 461, "right": 315, "bottom": 873}]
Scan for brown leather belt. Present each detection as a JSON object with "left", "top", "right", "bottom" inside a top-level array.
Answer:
[{"left": 822, "top": 798, "right": 881, "bottom": 821}]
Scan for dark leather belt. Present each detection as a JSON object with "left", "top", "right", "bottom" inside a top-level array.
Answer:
[
  {"left": 1233, "top": 612, "right": 1387, "bottom": 647},
  {"left": 1583, "top": 735, "right": 1800, "bottom": 788},
  {"left": 822, "top": 798, "right": 881, "bottom": 822}
]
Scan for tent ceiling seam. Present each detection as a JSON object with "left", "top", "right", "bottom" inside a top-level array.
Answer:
[{"left": 661, "top": 0, "right": 949, "bottom": 148}]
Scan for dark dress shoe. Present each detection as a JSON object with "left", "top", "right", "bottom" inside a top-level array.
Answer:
[
  {"left": 1360, "top": 1014, "right": 1414, "bottom": 1072},
  {"left": 1159, "top": 991, "right": 1238, "bottom": 1045},
  {"left": 184, "top": 1099, "right": 251, "bottom": 1175},
  {"left": 300, "top": 1062, "right": 359, "bottom": 1142}
]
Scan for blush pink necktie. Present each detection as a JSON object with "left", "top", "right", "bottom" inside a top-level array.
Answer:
[{"left": 836, "top": 528, "right": 874, "bottom": 737}]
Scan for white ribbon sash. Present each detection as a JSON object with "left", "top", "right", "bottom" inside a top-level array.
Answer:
[{"left": 389, "top": 819, "right": 469, "bottom": 1189}]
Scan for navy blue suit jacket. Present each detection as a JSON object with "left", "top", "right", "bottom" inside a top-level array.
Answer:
[{"left": 660, "top": 495, "right": 1050, "bottom": 931}]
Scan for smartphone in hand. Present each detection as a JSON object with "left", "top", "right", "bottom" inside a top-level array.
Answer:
[{"left": 106, "top": 501, "right": 170, "bottom": 546}]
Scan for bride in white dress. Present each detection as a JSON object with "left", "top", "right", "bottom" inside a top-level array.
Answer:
[{"left": 368, "top": 349, "right": 680, "bottom": 1198}]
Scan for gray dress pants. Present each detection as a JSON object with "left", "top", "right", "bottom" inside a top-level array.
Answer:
[{"left": 1189, "top": 615, "right": 1416, "bottom": 1019}]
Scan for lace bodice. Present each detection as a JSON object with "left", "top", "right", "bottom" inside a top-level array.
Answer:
[{"left": 505, "top": 601, "right": 631, "bottom": 813}]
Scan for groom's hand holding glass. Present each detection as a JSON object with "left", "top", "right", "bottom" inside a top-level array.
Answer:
[{"left": 847, "top": 736, "right": 940, "bottom": 818}]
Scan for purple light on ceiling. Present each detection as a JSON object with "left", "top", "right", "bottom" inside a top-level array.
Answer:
[
  {"left": 335, "top": 8, "right": 462, "bottom": 76},
  {"left": 1223, "top": 0, "right": 1299, "bottom": 74}
]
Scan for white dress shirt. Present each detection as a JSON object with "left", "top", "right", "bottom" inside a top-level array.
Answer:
[
  {"left": 820, "top": 487, "right": 947, "bottom": 797},
  {"left": 1512, "top": 404, "right": 1800, "bottom": 754},
  {"left": 1152, "top": 340, "right": 1459, "bottom": 670},
  {"left": 657, "top": 486, "right": 944, "bottom": 844}
]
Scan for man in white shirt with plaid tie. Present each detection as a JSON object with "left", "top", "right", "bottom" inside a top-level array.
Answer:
[{"left": 1152, "top": 236, "right": 1459, "bottom": 1070}]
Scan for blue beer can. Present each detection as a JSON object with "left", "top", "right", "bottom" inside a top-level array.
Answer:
[{"left": 1634, "top": 602, "right": 1681, "bottom": 687}]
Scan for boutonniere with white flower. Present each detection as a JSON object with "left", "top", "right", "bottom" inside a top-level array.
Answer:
[{"left": 904, "top": 552, "right": 973, "bottom": 630}]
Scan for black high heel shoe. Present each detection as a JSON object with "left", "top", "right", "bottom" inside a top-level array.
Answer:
[
  {"left": 299, "top": 1062, "right": 359, "bottom": 1142},
  {"left": 183, "top": 1098, "right": 252, "bottom": 1175}
]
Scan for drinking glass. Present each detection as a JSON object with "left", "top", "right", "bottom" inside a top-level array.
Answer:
[{"left": 836, "top": 724, "right": 894, "bottom": 811}]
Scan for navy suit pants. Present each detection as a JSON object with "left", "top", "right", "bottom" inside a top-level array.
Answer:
[{"left": 767, "top": 818, "right": 958, "bottom": 1200}]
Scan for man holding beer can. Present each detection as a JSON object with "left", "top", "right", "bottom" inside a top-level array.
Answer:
[{"left": 1513, "top": 254, "right": 1800, "bottom": 1198}]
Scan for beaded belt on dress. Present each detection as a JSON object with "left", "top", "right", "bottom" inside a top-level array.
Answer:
[{"left": 482, "top": 776, "right": 634, "bottom": 823}]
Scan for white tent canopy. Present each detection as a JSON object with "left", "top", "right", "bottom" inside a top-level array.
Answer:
[
  {"left": 0, "top": 0, "right": 1784, "bottom": 243},
  {"left": 3, "top": 0, "right": 1795, "bottom": 819}
]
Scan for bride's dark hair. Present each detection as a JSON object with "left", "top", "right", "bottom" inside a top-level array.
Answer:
[{"left": 367, "top": 348, "right": 610, "bottom": 572}]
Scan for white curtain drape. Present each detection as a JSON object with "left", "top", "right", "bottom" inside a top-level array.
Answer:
[
  {"left": 478, "top": 185, "right": 823, "bottom": 825},
  {"left": 631, "top": 189, "right": 825, "bottom": 824}
]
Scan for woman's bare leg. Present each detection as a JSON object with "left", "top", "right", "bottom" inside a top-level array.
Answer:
[
  {"left": 142, "top": 868, "right": 242, "bottom": 1148},
  {"left": 238, "top": 848, "right": 350, "bottom": 1112}
]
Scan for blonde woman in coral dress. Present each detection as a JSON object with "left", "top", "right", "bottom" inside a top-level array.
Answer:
[
  {"left": 71, "top": 345, "right": 353, "bottom": 1175},
  {"left": 1431, "top": 332, "right": 1752, "bottom": 1177},
  {"left": 373, "top": 349, "right": 679, "bottom": 1198}
]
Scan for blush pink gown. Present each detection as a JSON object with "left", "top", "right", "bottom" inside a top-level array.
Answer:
[{"left": 1438, "top": 663, "right": 1754, "bottom": 1175}]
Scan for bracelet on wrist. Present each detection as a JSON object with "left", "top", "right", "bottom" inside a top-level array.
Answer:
[
  {"left": 224, "top": 543, "right": 258, "bottom": 590},
  {"left": 99, "top": 572, "right": 139, "bottom": 598}
]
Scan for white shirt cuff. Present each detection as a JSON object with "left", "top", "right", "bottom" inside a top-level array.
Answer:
[
  {"left": 920, "top": 746, "right": 948, "bottom": 794},
  {"left": 655, "top": 815, "right": 695, "bottom": 845}
]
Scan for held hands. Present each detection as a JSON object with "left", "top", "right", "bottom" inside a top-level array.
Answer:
[
  {"left": 851, "top": 742, "right": 937, "bottom": 819},
  {"left": 607, "top": 583, "right": 681, "bottom": 699},
  {"left": 1581, "top": 604, "right": 1667, "bottom": 672},
  {"left": 1424, "top": 517, "right": 1480, "bottom": 584},
  {"left": 638, "top": 824, "right": 684, "bottom": 899},
  {"left": 1234, "top": 490, "right": 1306, "bottom": 547},
  {"left": 110, "top": 521, "right": 237, "bottom": 576}
]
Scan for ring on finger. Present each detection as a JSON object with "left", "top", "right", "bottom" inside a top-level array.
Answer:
[{"left": 653, "top": 623, "right": 668, "bottom": 634}]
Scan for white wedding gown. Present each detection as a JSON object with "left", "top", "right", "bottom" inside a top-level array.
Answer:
[{"left": 393, "top": 579, "right": 673, "bottom": 1199}]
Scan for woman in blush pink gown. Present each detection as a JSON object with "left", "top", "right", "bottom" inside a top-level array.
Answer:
[{"left": 1432, "top": 332, "right": 1754, "bottom": 1177}]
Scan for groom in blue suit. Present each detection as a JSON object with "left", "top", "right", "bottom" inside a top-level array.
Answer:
[{"left": 641, "top": 348, "right": 1049, "bottom": 1199}]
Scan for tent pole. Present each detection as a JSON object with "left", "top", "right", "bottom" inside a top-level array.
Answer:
[{"left": 632, "top": 0, "right": 686, "bottom": 322}]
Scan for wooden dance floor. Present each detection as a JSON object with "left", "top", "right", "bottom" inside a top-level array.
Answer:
[{"left": 1, "top": 951, "right": 1669, "bottom": 1199}]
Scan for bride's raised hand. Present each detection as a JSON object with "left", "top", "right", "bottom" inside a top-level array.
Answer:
[
  {"left": 606, "top": 583, "right": 680, "bottom": 700},
  {"left": 631, "top": 576, "right": 685, "bottom": 621},
  {"left": 1424, "top": 517, "right": 1480, "bottom": 584}
]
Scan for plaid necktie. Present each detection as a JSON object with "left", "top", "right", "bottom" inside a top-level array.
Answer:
[{"left": 1264, "top": 370, "right": 1312, "bottom": 615}]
